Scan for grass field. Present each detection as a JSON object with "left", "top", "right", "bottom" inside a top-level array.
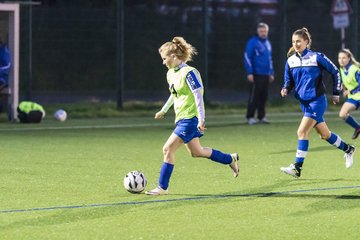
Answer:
[{"left": 1, "top": 111, "right": 360, "bottom": 239}]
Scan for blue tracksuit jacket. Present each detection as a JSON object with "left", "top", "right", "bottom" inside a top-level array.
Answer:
[
  {"left": 283, "top": 49, "right": 341, "bottom": 101},
  {"left": 244, "top": 35, "right": 274, "bottom": 75}
]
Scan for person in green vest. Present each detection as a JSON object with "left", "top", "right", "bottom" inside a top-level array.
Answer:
[
  {"left": 145, "top": 37, "right": 239, "bottom": 195},
  {"left": 17, "top": 101, "right": 45, "bottom": 123},
  {"left": 338, "top": 49, "right": 360, "bottom": 139}
]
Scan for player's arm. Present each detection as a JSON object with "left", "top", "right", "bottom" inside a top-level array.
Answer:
[
  {"left": 186, "top": 70, "right": 206, "bottom": 132},
  {"left": 0, "top": 47, "right": 11, "bottom": 75},
  {"left": 317, "top": 53, "right": 341, "bottom": 99},
  {"left": 281, "top": 62, "right": 293, "bottom": 97},
  {"left": 244, "top": 40, "right": 254, "bottom": 82},
  {"left": 155, "top": 95, "right": 174, "bottom": 119}
]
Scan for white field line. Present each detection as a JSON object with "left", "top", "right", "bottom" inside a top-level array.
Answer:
[{"left": 0, "top": 111, "right": 351, "bottom": 132}]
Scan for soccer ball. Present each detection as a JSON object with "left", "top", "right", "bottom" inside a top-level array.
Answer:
[
  {"left": 123, "top": 171, "right": 147, "bottom": 193},
  {"left": 54, "top": 109, "right": 67, "bottom": 121}
]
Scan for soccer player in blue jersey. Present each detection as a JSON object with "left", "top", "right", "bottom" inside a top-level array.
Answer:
[
  {"left": 145, "top": 37, "right": 239, "bottom": 195},
  {"left": 280, "top": 28, "right": 355, "bottom": 178},
  {"left": 337, "top": 49, "right": 360, "bottom": 139}
]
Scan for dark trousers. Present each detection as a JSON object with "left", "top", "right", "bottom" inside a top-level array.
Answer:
[{"left": 246, "top": 75, "right": 269, "bottom": 120}]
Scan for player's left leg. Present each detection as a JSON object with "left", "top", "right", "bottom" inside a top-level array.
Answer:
[
  {"left": 315, "top": 122, "right": 355, "bottom": 168},
  {"left": 146, "top": 133, "right": 183, "bottom": 195},
  {"left": 185, "top": 138, "right": 239, "bottom": 177},
  {"left": 339, "top": 101, "right": 360, "bottom": 139}
]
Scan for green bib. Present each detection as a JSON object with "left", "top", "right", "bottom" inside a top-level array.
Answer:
[
  {"left": 166, "top": 66, "right": 204, "bottom": 123},
  {"left": 340, "top": 64, "right": 360, "bottom": 100}
]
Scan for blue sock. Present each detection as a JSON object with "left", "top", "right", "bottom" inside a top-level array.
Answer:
[
  {"left": 158, "top": 162, "right": 174, "bottom": 190},
  {"left": 345, "top": 115, "right": 360, "bottom": 129},
  {"left": 209, "top": 149, "right": 232, "bottom": 164},
  {"left": 326, "top": 132, "right": 349, "bottom": 152},
  {"left": 295, "top": 139, "right": 309, "bottom": 167}
]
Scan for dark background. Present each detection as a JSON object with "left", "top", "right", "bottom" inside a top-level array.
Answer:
[{"left": 3, "top": 0, "right": 360, "bottom": 103}]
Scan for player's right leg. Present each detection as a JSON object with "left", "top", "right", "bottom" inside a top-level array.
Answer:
[{"left": 146, "top": 133, "right": 183, "bottom": 196}]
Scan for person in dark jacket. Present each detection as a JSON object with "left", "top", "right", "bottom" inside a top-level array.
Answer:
[{"left": 244, "top": 22, "right": 274, "bottom": 125}]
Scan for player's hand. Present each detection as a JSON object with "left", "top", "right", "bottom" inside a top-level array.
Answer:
[
  {"left": 247, "top": 74, "right": 254, "bottom": 83},
  {"left": 154, "top": 111, "right": 165, "bottom": 119},
  {"left": 343, "top": 90, "right": 349, "bottom": 97},
  {"left": 281, "top": 88, "right": 288, "bottom": 97},
  {"left": 332, "top": 95, "right": 340, "bottom": 105},
  {"left": 197, "top": 120, "right": 207, "bottom": 133}
]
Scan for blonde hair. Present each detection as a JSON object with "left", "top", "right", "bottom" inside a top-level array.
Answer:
[
  {"left": 338, "top": 48, "right": 360, "bottom": 67},
  {"left": 287, "top": 27, "right": 312, "bottom": 57},
  {"left": 159, "top": 36, "right": 197, "bottom": 63}
]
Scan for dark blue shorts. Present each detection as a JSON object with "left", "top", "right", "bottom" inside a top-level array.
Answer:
[
  {"left": 173, "top": 117, "right": 203, "bottom": 144},
  {"left": 300, "top": 95, "right": 327, "bottom": 123},
  {"left": 346, "top": 98, "right": 360, "bottom": 110}
]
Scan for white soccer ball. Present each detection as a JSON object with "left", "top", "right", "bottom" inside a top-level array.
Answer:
[
  {"left": 123, "top": 171, "right": 147, "bottom": 193},
  {"left": 54, "top": 109, "right": 67, "bottom": 121}
]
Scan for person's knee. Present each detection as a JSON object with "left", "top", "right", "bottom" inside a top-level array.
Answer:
[
  {"left": 189, "top": 150, "right": 202, "bottom": 158},
  {"left": 339, "top": 111, "right": 348, "bottom": 120},
  {"left": 297, "top": 129, "right": 307, "bottom": 139},
  {"left": 162, "top": 145, "right": 171, "bottom": 157},
  {"left": 319, "top": 131, "right": 331, "bottom": 140}
]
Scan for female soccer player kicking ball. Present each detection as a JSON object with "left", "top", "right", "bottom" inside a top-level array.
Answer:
[
  {"left": 145, "top": 37, "right": 239, "bottom": 195},
  {"left": 280, "top": 28, "right": 355, "bottom": 178}
]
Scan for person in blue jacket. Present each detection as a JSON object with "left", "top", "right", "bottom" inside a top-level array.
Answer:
[
  {"left": 280, "top": 27, "right": 355, "bottom": 178},
  {"left": 0, "top": 38, "right": 11, "bottom": 115},
  {"left": 0, "top": 39, "right": 11, "bottom": 91},
  {"left": 244, "top": 22, "right": 274, "bottom": 125}
]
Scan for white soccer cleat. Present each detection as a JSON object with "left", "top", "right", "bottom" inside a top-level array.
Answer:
[
  {"left": 344, "top": 145, "right": 355, "bottom": 169},
  {"left": 145, "top": 186, "right": 169, "bottom": 196},
  {"left": 229, "top": 153, "right": 239, "bottom": 177},
  {"left": 280, "top": 164, "right": 301, "bottom": 178}
]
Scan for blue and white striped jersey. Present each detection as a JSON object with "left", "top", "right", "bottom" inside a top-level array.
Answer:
[{"left": 283, "top": 49, "right": 341, "bottom": 101}]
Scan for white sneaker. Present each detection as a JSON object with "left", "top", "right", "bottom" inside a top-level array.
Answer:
[
  {"left": 259, "top": 118, "right": 270, "bottom": 124},
  {"left": 229, "top": 153, "right": 239, "bottom": 177},
  {"left": 247, "top": 118, "right": 258, "bottom": 125},
  {"left": 344, "top": 145, "right": 355, "bottom": 168},
  {"left": 145, "top": 186, "right": 169, "bottom": 196},
  {"left": 280, "top": 164, "right": 301, "bottom": 178}
]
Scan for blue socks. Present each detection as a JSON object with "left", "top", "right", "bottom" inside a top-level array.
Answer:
[
  {"left": 210, "top": 149, "right": 232, "bottom": 164},
  {"left": 326, "top": 132, "right": 349, "bottom": 152},
  {"left": 345, "top": 115, "right": 360, "bottom": 129},
  {"left": 158, "top": 162, "right": 174, "bottom": 190},
  {"left": 295, "top": 139, "right": 309, "bottom": 167}
]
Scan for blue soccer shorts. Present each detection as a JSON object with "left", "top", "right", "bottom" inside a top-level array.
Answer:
[
  {"left": 173, "top": 117, "right": 203, "bottom": 144},
  {"left": 300, "top": 95, "right": 327, "bottom": 123},
  {"left": 346, "top": 98, "right": 360, "bottom": 110}
]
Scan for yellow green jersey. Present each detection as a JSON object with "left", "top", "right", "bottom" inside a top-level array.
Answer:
[
  {"left": 166, "top": 64, "right": 204, "bottom": 123},
  {"left": 340, "top": 64, "right": 360, "bottom": 100}
]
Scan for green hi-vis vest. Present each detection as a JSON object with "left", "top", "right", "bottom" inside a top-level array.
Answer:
[
  {"left": 18, "top": 101, "right": 45, "bottom": 114},
  {"left": 340, "top": 64, "right": 360, "bottom": 100},
  {"left": 166, "top": 66, "right": 204, "bottom": 123}
]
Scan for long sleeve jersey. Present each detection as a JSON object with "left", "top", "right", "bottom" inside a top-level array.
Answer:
[
  {"left": 0, "top": 44, "right": 11, "bottom": 85},
  {"left": 244, "top": 35, "right": 274, "bottom": 75},
  {"left": 283, "top": 49, "right": 341, "bottom": 101}
]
